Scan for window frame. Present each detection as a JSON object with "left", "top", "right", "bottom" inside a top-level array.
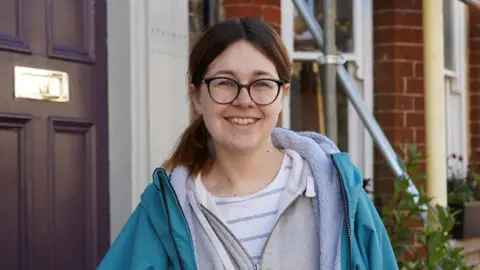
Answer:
[
  {"left": 281, "top": 0, "right": 374, "bottom": 180},
  {"left": 444, "top": 1, "right": 468, "bottom": 173}
]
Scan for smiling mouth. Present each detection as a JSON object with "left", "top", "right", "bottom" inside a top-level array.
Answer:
[{"left": 225, "top": 117, "right": 259, "bottom": 125}]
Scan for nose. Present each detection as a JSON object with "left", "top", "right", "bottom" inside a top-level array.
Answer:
[{"left": 232, "top": 86, "right": 254, "bottom": 107}]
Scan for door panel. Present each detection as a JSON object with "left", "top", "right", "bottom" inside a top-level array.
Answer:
[{"left": 0, "top": 0, "right": 109, "bottom": 269}]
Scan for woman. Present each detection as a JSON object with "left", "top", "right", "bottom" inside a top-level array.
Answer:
[{"left": 98, "top": 17, "right": 397, "bottom": 270}]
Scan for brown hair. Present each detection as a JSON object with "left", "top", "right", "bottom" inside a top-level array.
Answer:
[{"left": 162, "top": 17, "right": 292, "bottom": 175}]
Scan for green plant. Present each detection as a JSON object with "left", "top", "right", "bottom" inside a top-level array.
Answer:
[
  {"left": 382, "top": 144, "right": 473, "bottom": 269},
  {"left": 447, "top": 153, "right": 480, "bottom": 205}
]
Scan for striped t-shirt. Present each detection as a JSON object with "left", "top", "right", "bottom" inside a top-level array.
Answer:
[{"left": 209, "top": 154, "right": 292, "bottom": 264}]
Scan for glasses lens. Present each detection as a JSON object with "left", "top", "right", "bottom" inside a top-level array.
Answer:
[
  {"left": 209, "top": 78, "right": 239, "bottom": 104},
  {"left": 250, "top": 79, "right": 279, "bottom": 105}
]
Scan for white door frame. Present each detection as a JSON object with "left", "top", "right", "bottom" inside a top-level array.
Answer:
[
  {"left": 281, "top": 0, "right": 374, "bottom": 180},
  {"left": 106, "top": 0, "right": 190, "bottom": 242}
]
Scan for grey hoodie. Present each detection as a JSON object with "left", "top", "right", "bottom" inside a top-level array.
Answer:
[{"left": 168, "top": 128, "right": 344, "bottom": 270}]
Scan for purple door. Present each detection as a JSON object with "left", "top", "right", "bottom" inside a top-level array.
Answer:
[{"left": 0, "top": 0, "right": 110, "bottom": 269}]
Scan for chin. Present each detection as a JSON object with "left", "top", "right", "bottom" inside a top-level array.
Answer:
[{"left": 227, "top": 142, "right": 257, "bottom": 155}]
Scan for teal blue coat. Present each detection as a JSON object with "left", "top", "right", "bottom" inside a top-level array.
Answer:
[{"left": 97, "top": 153, "right": 398, "bottom": 270}]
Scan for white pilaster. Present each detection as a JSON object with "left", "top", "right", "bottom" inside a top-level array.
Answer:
[{"left": 106, "top": 0, "right": 190, "bottom": 242}]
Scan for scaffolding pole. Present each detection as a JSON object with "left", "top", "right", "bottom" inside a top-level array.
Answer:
[
  {"left": 291, "top": 0, "right": 421, "bottom": 200},
  {"left": 322, "top": 0, "right": 338, "bottom": 143},
  {"left": 458, "top": 0, "right": 480, "bottom": 8}
]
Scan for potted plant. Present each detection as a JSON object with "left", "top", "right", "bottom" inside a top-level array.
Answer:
[
  {"left": 447, "top": 153, "right": 480, "bottom": 239},
  {"left": 382, "top": 144, "right": 474, "bottom": 269}
]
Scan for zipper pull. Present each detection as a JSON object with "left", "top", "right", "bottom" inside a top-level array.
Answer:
[{"left": 254, "top": 264, "right": 262, "bottom": 270}]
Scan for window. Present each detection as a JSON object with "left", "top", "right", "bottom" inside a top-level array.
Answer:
[
  {"left": 443, "top": 0, "right": 455, "bottom": 72},
  {"left": 443, "top": 0, "right": 468, "bottom": 170},
  {"left": 282, "top": 0, "right": 374, "bottom": 180},
  {"left": 189, "top": 0, "right": 219, "bottom": 47},
  {"left": 290, "top": 61, "right": 349, "bottom": 151},
  {"left": 293, "top": 0, "right": 354, "bottom": 52}
]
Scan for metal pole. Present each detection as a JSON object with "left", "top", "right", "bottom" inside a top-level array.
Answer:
[
  {"left": 323, "top": 0, "right": 338, "bottom": 143},
  {"left": 458, "top": 0, "right": 480, "bottom": 8},
  {"left": 291, "top": 0, "right": 420, "bottom": 199}
]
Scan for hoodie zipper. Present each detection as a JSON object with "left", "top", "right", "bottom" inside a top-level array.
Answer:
[
  {"left": 200, "top": 195, "right": 300, "bottom": 270},
  {"left": 330, "top": 154, "right": 353, "bottom": 270},
  {"left": 257, "top": 196, "right": 300, "bottom": 265},
  {"left": 199, "top": 205, "right": 256, "bottom": 267}
]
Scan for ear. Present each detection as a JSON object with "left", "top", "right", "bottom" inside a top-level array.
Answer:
[
  {"left": 189, "top": 83, "right": 203, "bottom": 114},
  {"left": 282, "top": 83, "right": 290, "bottom": 98}
]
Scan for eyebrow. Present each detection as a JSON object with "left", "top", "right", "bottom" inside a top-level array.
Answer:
[{"left": 210, "top": 69, "right": 276, "bottom": 78}]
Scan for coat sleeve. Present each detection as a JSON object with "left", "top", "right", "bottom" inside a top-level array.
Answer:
[
  {"left": 350, "top": 163, "right": 398, "bottom": 270},
  {"left": 97, "top": 205, "right": 170, "bottom": 270},
  {"left": 354, "top": 189, "right": 399, "bottom": 270}
]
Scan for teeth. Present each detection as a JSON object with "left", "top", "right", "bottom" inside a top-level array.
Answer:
[{"left": 228, "top": 117, "right": 256, "bottom": 125}]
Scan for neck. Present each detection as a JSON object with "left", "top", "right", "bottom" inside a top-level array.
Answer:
[{"left": 206, "top": 138, "right": 285, "bottom": 197}]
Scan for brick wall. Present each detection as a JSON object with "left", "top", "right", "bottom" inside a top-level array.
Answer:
[
  {"left": 470, "top": 6, "right": 480, "bottom": 156},
  {"left": 373, "top": 0, "right": 425, "bottom": 202},
  {"left": 221, "top": 0, "right": 281, "bottom": 33}
]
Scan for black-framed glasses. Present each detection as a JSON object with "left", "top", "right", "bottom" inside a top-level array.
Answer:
[{"left": 202, "top": 77, "right": 284, "bottom": 105}]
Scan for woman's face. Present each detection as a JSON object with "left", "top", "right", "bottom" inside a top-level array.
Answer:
[{"left": 192, "top": 40, "right": 290, "bottom": 155}]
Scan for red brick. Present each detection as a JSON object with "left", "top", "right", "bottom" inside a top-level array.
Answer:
[
  {"left": 471, "top": 109, "right": 480, "bottom": 121},
  {"left": 383, "top": 127, "right": 415, "bottom": 142},
  {"left": 375, "top": 94, "right": 414, "bottom": 111},
  {"left": 470, "top": 6, "right": 480, "bottom": 158},
  {"left": 413, "top": 96, "right": 424, "bottom": 111},
  {"left": 373, "top": 1, "right": 424, "bottom": 246},
  {"left": 375, "top": 111, "right": 405, "bottom": 128},
  {"left": 223, "top": 0, "right": 251, "bottom": 4},
  {"left": 415, "top": 128, "right": 425, "bottom": 143},
  {"left": 470, "top": 25, "right": 480, "bottom": 39},
  {"left": 262, "top": 6, "right": 280, "bottom": 25},
  {"left": 470, "top": 39, "right": 480, "bottom": 52},
  {"left": 374, "top": 77, "right": 405, "bottom": 94},
  {"left": 470, "top": 81, "right": 480, "bottom": 93},
  {"left": 413, "top": 62, "right": 423, "bottom": 78},
  {"left": 373, "top": 162, "right": 397, "bottom": 180},
  {"left": 374, "top": 45, "right": 423, "bottom": 61},
  {"left": 375, "top": 45, "right": 395, "bottom": 61},
  {"left": 406, "top": 112, "right": 424, "bottom": 127},
  {"left": 224, "top": 5, "right": 262, "bottom": 19},
  {"left": 394, "top": 11, "right": 423, "bottom": 27},
  {"left": 471, "top": 94, "right": 480, "bottom": 108},
  {"left": 376, "top": 28, "right": 423, "bottom": 44},
  {"left": 223, "top": 0, "right": 280, "bottom": 5},
  {"left": 405, "top": 78, "right": 424, "bottom": 94},
  {"left": 375, "top": 0, "right": 422, "bottom": 10},
  {"left": 472, "top": 136, "right": 480, "bottom": 149},
  {"left": 375, "top": 10, "right": 422, "bottom": 28},
  {"left": 471, "top": 6, "right": 480, "bottom": 24},
  {"left": 470, "top": 122, "right": 480, "bottom": 135},
  {"left": 252, "top": 0, "right": 280, "bottom": 4},
  {"left": 471, "top": 67, "right": 480, "bottom": 82},
  {"left": 470, "top": 52, "right": 480, "bottom": 64},
  {"left": 375, "top": 62, "right": 415, "bottom": 84},
  {"left": 395, "top": 45, "right": 424, "bottom": 61}
]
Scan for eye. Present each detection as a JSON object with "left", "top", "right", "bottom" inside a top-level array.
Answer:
[
  {"left": 253, "top": 80, "right": 276, "bottom": 89},
  {"left": 211, "top": 78, "right": 236, "bottom": 87},
  {"left": 218, "top": 80, "right": 234, "bottom": 86}
]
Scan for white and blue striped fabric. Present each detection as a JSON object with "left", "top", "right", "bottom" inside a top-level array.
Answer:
[{"left": 212, "top": 155, "right": 292, "bottom": 264}]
